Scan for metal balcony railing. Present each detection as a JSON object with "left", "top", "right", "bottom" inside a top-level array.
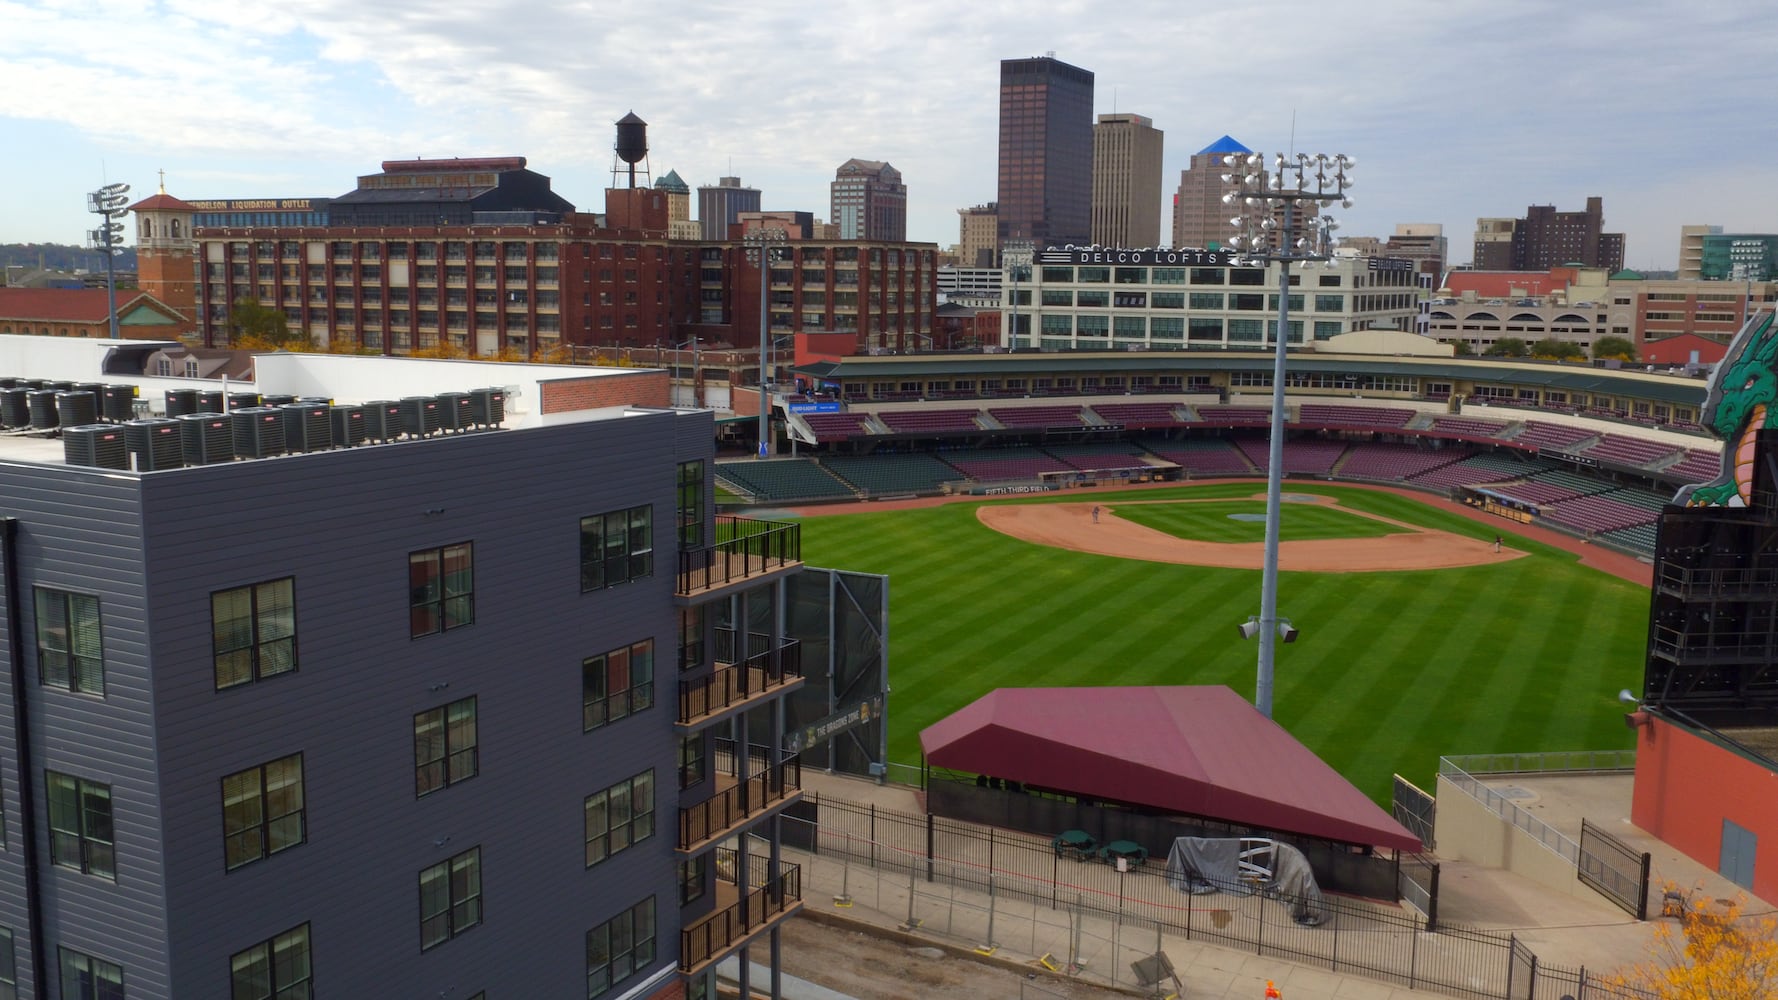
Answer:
[
  {"left": 677, "top": 745, "right": 801, "bottom": 851},
  {"left": 676, "top": 517, "right": 800, "bottom": 596},
  {"left": 679, "top": 850, "right": 802, "bottom": 974},
  {"left": 678, "top": 633, "right": 801, "bottom": 725}
]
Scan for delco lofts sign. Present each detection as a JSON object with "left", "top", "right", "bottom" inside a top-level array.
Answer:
[{"left": 1037, "top": 247, "right": 1251, "bottom": 267}]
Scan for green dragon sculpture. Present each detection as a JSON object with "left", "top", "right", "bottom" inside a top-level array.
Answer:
[{"left": 1677, "top": 310, "right": 1778, "bottom": 507}]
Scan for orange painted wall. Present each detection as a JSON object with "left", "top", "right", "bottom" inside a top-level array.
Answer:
[{"left": 1632, "top": 714, "right": 1778, "bottom": 902}]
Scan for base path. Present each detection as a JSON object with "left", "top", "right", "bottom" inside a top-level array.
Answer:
[{"left": 978, "top": 495, "right": 1525, "bottom": 573}]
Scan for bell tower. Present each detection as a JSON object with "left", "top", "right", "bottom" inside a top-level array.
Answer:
[{"left": 129, "top": 171, "right": 198, "bottom": 334}]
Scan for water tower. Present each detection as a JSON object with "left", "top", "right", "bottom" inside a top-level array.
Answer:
[{"left": 612, "top": 111, "right": 651, "bottom": 189}]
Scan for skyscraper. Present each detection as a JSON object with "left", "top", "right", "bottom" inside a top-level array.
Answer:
[
  {"left": 831, "top": 159, "right": 907, "bottom": 241},
  {"left": 996, "top": 55, "right": 1094, "bottom": 252},
  {"left": 1170, "top": 135, "right": 1252, "bottom": 250},
  {"left": 697, "top": 176, "right": 761, "bottom": 241},
  {"left": 1091, "top": 113, "right": 1163, "bottom": 248}
]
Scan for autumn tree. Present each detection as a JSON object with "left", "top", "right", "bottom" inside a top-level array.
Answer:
[
  {"left": 1484, "top": 337, "right": 1529, "bottom": 357},
  {"left": 1531, "top": 337, "right": 1585, "bottom": 361},
  {"left": 227, "top": 299, "right": 309, "bottom": 351},
  {"left": 1594, "top": 335, "right": 1639, "bottom": 363},
  {"left": 1608, "top": 892, "right": 1778, "bottom": 999}
]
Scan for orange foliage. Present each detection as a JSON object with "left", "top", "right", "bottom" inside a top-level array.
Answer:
[{"left": 1610, "top": 889, "right": 1778, "bottom": 999}]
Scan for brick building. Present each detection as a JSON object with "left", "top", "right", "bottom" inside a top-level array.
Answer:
[{"left": 1470, "top": 198, "right": 1625, "bottom": 272}]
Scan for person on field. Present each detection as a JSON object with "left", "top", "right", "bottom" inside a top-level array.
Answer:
[
  {"left": 1493, "top": 535, "right": 1502, "bottom": 554},
  {"left": 1092, "top": 505, "right": 1101, "bottom": 524}
]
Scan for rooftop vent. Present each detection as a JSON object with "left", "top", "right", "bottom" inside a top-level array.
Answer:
[{"left": 124, "top": 418, "right": 184, "bottom": 471}]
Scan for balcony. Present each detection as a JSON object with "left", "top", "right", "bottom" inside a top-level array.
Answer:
[
  {"left": 678, "top": 631, "right": 802, "bottom": 729},
  {"left": 677, "top": 517, "right": 801, "bottom": 600},
  {"left": 680, "top": 849, "right": 802, "bottom": 976},
  {"left": 678, "top": 742, "right": 801, "bottom": 854}
]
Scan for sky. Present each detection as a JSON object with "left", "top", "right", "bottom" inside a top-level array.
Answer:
[{"left": 2, "top": 0, "right": 1775, "bottom": 270}]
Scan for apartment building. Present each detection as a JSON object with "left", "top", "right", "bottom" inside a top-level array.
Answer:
[
  {"left": 0, "top": 345, "right": 808, "bottom": 998},
  {"left": 829, "top": 160, "right": 906, "bottom": 242}
]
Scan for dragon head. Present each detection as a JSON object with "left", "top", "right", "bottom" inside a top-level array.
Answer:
[{"left": 1702, "top": 312, "right": 1778, "bottom": 440}]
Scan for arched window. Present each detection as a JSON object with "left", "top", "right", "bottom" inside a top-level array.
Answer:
[
  {"left": 171, "top": 220, "right": 182, "bottom": 238},
  {"left": 142, "top": 218, "right": 154, "bottom": 239}
]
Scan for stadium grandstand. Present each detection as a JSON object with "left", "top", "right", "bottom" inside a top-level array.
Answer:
[{"left": 712, "top": 350, "right": 1724, "bottom": 558}]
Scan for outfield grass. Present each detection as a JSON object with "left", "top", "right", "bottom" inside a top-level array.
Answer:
[
  {"left": 1113, "top": 499, "right": 1409, "bottom": 543},
  {"left": 796, "top": 483, "right": 1645, "bottom": 803}
]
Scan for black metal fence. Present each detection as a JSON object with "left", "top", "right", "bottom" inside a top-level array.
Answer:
[
  {"left": 926, "top": 773, "right": 1402, "bottom": 901},
  {"left": 1393, "top": 773, "right": 1437, "bottom": 850},
  {"left": 785, "top": 793, "right": 1653, "bottom": 1000},
  {"left": 1579, "top": 818, "right": 1652, "bottom": 920},
  {"left": 1399, "top": 852, "right": 1440, "bottom": 930}
]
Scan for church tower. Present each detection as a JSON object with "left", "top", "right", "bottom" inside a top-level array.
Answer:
[{"left": 129, "top": 172, "right": 198, "bottom": 335}]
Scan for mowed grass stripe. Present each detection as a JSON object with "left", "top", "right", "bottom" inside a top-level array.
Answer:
[{"left": 1114, "top": 501, "right": 1409, "bottom": 543}]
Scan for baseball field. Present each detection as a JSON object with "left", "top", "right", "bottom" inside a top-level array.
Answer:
[{"left": 794, "top": 481, "right": 1648, "bottom": 802}]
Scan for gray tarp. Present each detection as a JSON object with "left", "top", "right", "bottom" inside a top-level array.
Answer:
[{"left": 1164, "top": 837, "right": 1327, "bottom": 926}]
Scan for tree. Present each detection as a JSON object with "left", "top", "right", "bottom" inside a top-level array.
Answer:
[
  {"left": 1594, "top": 335, "right": 1639, "bottom": 363},
  {"left": 1531, "top": 337, "right": 1585, "bottom": 361},
  {"left": 1450, "top": 340, "right": 1475, "bottom": 356},
  {"left": 1483, "top": 338, "right": 1529, "bottom": 358},
  {"left": 227, "top": 299, "right": 308, "bottom": 351},
  {"left": 1608, "top": 892, "right": 1778, "bottom": 999}
]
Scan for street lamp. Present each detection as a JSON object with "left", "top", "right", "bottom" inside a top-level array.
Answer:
[
  {"left": 744, "top": 228, "right": 789, "bottom": 457},
  {"left": 86, "top": 183, "right": 130, "bottom": 340},
  {"left": 1224, "top": 150, "right": 1356, "bottom": 718}
]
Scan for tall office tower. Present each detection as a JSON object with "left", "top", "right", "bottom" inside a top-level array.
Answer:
[
  {"left": 830, "top": 159, "right": 907, "bottom": 241},
  {"left": 1169, "top": 135, "right": 1252, "bottom": 250},
  {"left": 996, "top": 55, "right": 1094, "bottom": 251},
  {"left": 1090, "top": 113, "right": 1163, "bottom": 248},
  {"left": 697, "top": 177, "right": 761, "bottom": 241},
  {"left": 957, "top": 203, "right": 998, "bottom": 268},
  {"left": 1472, "top": 218, "right": 1518, "bottom": 269},
  {"left": 655, "top": 169, "right": 700, "bottom": 240},
  {"left": 1384, "top": 223, "right": 1449, "bottom": 275},
  {"left": 1678, "top": 224, "right": 1722, "bottom": 281}
]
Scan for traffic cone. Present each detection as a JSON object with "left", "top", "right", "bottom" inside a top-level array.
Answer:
[{"left": 1264, "top": 981, "right": 1282, "bottom": 999}]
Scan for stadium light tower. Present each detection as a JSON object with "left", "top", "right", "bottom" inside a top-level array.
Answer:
[
  {"left": 1224, "top": 150, "right": 1355, "bottom": 718},
  {"left": 743, "top": 228, "right": 789, "bottom": 457},
  {"left": 86, "top": 182, "right": 131, "bottom": 340}
]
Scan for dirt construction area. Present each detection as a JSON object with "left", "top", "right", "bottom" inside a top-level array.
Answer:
[{"left": 977, "top": 494, "right": 1526, "bottom": 572}]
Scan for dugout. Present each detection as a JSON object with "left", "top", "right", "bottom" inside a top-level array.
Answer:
[{"left": 917, "top": 685, "right": 1423, "bottom": 901}]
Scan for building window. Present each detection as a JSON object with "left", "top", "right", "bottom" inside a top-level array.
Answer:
[
  {"left": 229, "top": 923, "right": 311, "bottom": 1000},
  {"left": 47, "top": 771, "right": 114, "bottom": 879},
  {"left": 212, "top": 577, "right": 297, "bottom": 690},
  {"left": 677, "top": 461, "right": 706, "bottom": 549},
  {"left": 410, "top": 543, "right": 474, "bottom": 637},
  {"left": 580, "top": 507, "right": 652, "bottom": 592},
  {"left": 0, "top": 926, "right": 15, "bottom": 999},
  {"left": 679, "top": 734, "right": 705, "bottom": 788},
  {"left": 678, "top": 856, "right": 708, "bottom": 905},
  {"left": 35, "top": 588, "right": 103, "bottom": 695},
  {"left": 58, "top": 948, "right": 124, "bottom": 1000},
  {"left": 222, "top": 754, "right": 305, "bottom": 871},
  {"left": 584, "top": 770, "right": 654, "bottom": 867},
  {"left": 415, "top": 697, "right": 478, "bottom": 796},
  {"left": 586, "top": 897, "right": 656, "bottom": 999},
  {"left": 584, "top": 640, "right": 654, "bottom": 731},
  {"left": 419, "top": 847, "right": 483, "bottom": 951}
]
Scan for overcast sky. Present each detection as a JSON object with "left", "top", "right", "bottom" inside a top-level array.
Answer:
[{"left": 3, "top": 0, "right": 1774, "bottom": 269}]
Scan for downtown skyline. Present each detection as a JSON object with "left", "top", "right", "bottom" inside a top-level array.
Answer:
[{"left": 2, "top": 0, "right": 1775, "bottom": 270}]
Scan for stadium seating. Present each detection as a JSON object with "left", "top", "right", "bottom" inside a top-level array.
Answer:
[
  {"left": 1541, "top": 492, "right": 1661, "bottom": 535},
  {"left": 1529, "top": 469, "right": 1620, "bottom": 497},
  {"left": 1090, "top": 402, "right": 1189, "bottom": 428},
  {"left": 823, "top": 454, "right": 966, "bottom": 496},
  {"left": 1234, "top": 437, "right": 1349, "bottom": 476},
  {"left": 1426, "top": 416, "right": 1510, "bottom": 440},
  {"left": 801, "top": 411, "right": 876, "bottom": 443},
  {"left": 715, "top": 459, "right": 855, "bottom": 502},
  {"left": 1335, "top": 443, "right": 1474, "bottom": 482},
  {"left": 1582, "top": 433, "right": 1683, "bottom": 469},
  {"left": 878, "top": 408, "right": 983, "bottom": 434},
  {"left": 1664, "top": 448, "right": 1723, "bottom": 484},
  {"left": 988, "top": 405, "right": 1088, "bottom": 429},
  {"left": 1192, "top": 406, "right": 1274, "bottom": 426},
  {"left": 1512, "top": 421, "right": 1596, "bottom": 451},
  {"left": 1488, "top": 480, "right": 1581, "bottom": 507},
  {"left": 939, "top": 448, "right": 1073, "bottom": 482},
  {"left": 1294, "top": 404, "right": 1415, "bottom": 429},
  {"left": 1044, "top": 442, "right": 1152, "bottom": 474},
  {"left": 1408, "top": 452, "right": 1551, "bottom": 489},
  {"left": 1143, "top": 439, "right": 1256, "bottom": 477},
  {"left": 1604, "top": 522, "right": 1660, "bottom": 554},
  {"left": 1607, "top": 486, "right": 1675, "bottom": 512}
]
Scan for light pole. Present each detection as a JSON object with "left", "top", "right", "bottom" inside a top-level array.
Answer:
[
  {"left": 744, "top": 229, "right": 788, "bottom": 457},
  {"left": 86, "top": 183, "right": 130, "bottom": 340},
  {"left": 1224, "top": 150, "right": 1355, "bottom": 718}
]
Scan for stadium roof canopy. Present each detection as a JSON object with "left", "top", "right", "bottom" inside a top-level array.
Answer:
[{"left": 919, "top": 685, "right": 1422, "bottom": 852}]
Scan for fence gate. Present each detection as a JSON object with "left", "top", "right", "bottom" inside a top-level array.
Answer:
[
  {"left": 1397, "top": 853, "right": 1440, "bottom": 931},
  {"left": 1392, "top": 774, "right": 1436, "bottom": 851},
  {"left": 1578, "top": 818, "right": 1652, "bottom": 920},
  {"left": 1507, "top": 935, "right": 1537, "bottom": 1000}
]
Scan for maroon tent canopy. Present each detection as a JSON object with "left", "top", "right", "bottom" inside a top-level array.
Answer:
[{"left": 919, "top": 685, "right": 1422, "bottom": 852}]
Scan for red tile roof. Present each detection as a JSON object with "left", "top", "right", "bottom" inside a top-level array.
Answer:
[
  {"left": 0, "top": 288, "right": 153, "bottom": 323},
  {"left": 920, "top": 685, "right": 1421, "bottom": 851},
  {"left": 128, "top": 192, "right": 197, "bottom": 212},
  {"left": 1442, "top": 268, "right": 1582, "bottom": 300}
]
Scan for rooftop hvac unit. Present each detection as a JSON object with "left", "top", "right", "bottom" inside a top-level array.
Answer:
[
  {"left": 330, "top": 404, "right": 368, "bottom": 447},
  {"left": 262, "top": 394, "right": 297, "bottom": 407},
  {"left": 177, "top": 413, "right": 235, "bottom": 465},
  {"left": 280, "top": 402, "right": 333, "bottom": 453},
  {"left": 19, "top": 379, "right": 44, "bottom": 390},
  {"left": 231, "top": 407, "right": 287, "bottom": 459},
  {"left": 62, "top": 425, "right": 129, "bottom": 470},
  {"left": 0, "top": 378, "right": 16, "bottom": 389},
  {"left": 166, "top": 388, "right": 199, "bottom": 418},
  {"left": 197, "top": 390, "right": 225, "bottom": 413},
  {"left": 75, "top": 382, "right": 106, "bottom": 400},
  {"left": 0, "top": 389, "right": 30, "bottom": 428},
  {"left": 436, "top": 391, "right": 471, "bottom": 432},
  {"left": 400, "top": 396, "right": 442, "bottom": 438},
  {"left": 228, "top": 392, "right": 262, "bottom": 411},
  {"left": 102, "top": 385, "right": 137, "bottom": 422},
  {"left": 469, "top": 387, "right": 505, "bottom": 427},
  {"left": 124, "top": 418, "right": 184, "bottom": 471},
  {"left": 45, "top": 381, "right": 75, "bottom": 392},
  {"left": 362, "top": 400, "right": 403, "bottom": 442},
  {"left": 56, "top": 391, "right": 99, "bottom": 429},
  {"left": 28, "top": 390, "right": 60, "bottom": 430}
]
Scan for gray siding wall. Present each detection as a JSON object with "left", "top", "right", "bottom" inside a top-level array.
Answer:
[
  {"left": 119, "top": 411, "right": 707, "bottom": 996},
  {"left": 0, "top": 464, "right": 168, "bottom": 1000}
]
